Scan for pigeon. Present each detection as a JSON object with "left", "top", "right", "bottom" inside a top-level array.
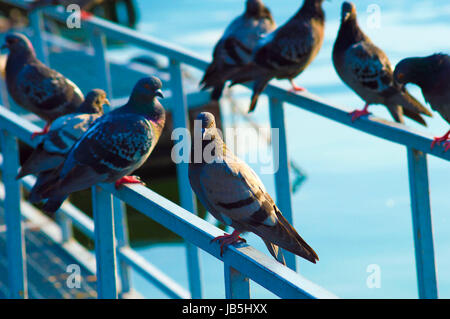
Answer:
[
  {"left": 394, "top": 54, "right": 450, "bottom": 151},
  {"left": 188, "top": 112, "right": 318, "bottom": 265},
  {"left": 2, "top": 33, "right": 84, "bottom": 139},
  {"left": 17, "top": 89, "right": 109, "bottom": 182},
  {"left": 29, "top": 0, "right": 105, "bottom": 19},
  {"left": 200, "top": 0, "right": 276, "bottom": 101},
  {"left": 229, "top": 0, "right": 326, "bottom": 112},
  {"left": 332, "top": 2, "right": 432, "bottom": 125},
  {"left": 32, "top": 77, "right": 165, "bottom": 214}
]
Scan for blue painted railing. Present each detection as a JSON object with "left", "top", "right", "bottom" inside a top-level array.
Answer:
[{"left": 0, "top": 0, "right": 448, "bottom": 299}]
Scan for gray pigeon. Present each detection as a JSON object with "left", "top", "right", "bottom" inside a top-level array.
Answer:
[
  {"left": 332, "top": 2, "right": 432, "bottom": 125},
  {"left": 394, "top": 53, "right": 450, "bottom": 151},
  {"left": 229, "top": 0, "right": 326, "bottom": 112},
  {"left": 17, "top": 89, "right": 109, "bottom": 181},
  {"left": 188, "top": 112, "right": 318, "bottom": 265},
  {"left": 200, "top": 0, "right": 276, "bottom": 101},
  {"left": 33, "top": 77, "right": 165, "bottom": 214},
  {"left": 2, "top": 33, "right": 84, "bottom": 138}
]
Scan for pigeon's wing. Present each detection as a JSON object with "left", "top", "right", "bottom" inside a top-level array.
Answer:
[
  {"left": 42, "top": 113, "right": 154, "bottom": 197},
  {"left": 43, "top": 113, "right": 101, "bottom": 154},
  {"left": 16, "top": 63, "right": 83, "bottom": 118},
  {"left": 253, "top": 21, "right": 316, "bottom": 71},
  {"left": 195, "top": 151, "right": 318, "bottom": 263},
  {"left": 343, "top": 41, "right": 395, "bottom": 94}
]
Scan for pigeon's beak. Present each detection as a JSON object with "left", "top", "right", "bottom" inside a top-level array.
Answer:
[
  {"left": 104, "top": 98, "right": 111, "bottom": 106},
  {"left": 155, "top": 89, "right": 164, "bottom": 99}
]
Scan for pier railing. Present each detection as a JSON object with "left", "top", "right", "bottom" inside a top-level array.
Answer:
[{"left": 1, "top": 0, "right": 448, "bottom": 299}]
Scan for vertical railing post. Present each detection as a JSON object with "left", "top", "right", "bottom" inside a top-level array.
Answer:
[
  {"left": 268, "top": 97, "right": 296, "bottom": 271},
  {"left": 224, "top": 263, "right": 250, "bottom": 299},
  {"left": 113, "top": 197, "right": 132, "bottom": 297},
  {"left": 169, "top": 59, "right": 202, "bottom": 298},
  {"left": 29, "top": 9, "right": 49, "bottom": 65},
  {"left": 406, "top": 148, "right": 438, "bottom": 299},
  {"left": 91, "top": 30, "right": 113, "bottom": 99},
  {"left": 92, "top": 186, "right": 118, "bottom": 299},
  {"left": 0, "top": 130, "right": 27, "bottom": 299},
  {"left": 57, "top": 212, "right": 73, "bottom": 243}
]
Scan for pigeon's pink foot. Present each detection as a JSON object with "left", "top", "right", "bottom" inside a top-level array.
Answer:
[
  {"left": 31, "top": 122, "right": 50, "bottom": 140},
  {"left": 430, "top": 130, "right": 450, "bottom": 150},
  {"left": 443, "top": 141, "right": 450, "bottom": 152},
  {"left": 115, "top": 175, "right": 144, "bottom": 189},
  {"left": 211, "top": 230, "right": 246, "bottom": 257},
  {"left": 350, "top": 103, "right": 371, "bottom": 122},
  {"left": 81, "top": 10, "right": 93, "bottom": 20},
  {"left": 289, "top": 80, "right": 306, "bottom": 93}
]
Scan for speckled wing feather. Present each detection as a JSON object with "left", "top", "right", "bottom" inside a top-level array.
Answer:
[
  {"left": 342, "top": 41, "right": 394, "bottom": 95},
  {"left": 13, "top": 62, "right": 83, "bottom": 121},
  {"left": 16, "top": 112, "right": 102, "bottom": 179},
  {"left": 41, "top": 111, "right": 155, "bottom": 196}
]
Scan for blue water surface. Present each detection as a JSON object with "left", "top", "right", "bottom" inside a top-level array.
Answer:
[{"left": 126, "top": 0, "right": 449, "bottom": 299}]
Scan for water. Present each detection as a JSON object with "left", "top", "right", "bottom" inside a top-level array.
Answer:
[{"left": 128, "top": 0, "right": 450, "bottom": 298}]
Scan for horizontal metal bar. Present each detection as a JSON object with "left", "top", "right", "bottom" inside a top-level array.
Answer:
[
  {"left": 100, "top": 182, "right": 337, "bottom": 299},
  {"left": 119, "top": 247, "right": 190, "bottom": 299}
]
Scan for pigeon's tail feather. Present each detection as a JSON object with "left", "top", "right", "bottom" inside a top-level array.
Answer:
[
  {"left": 386, "top": 105, "right": 405, "bottom": 124},
  {"left": 387, "top": 91, "right": 432, "bottom": 117},
  {"left": 16, "top": 145, "right": 64, "bottom": 180},
  {"left": 43, "top": 195, "right": 68, "bottom": 215},
  {"left": 211, "top": 84, "right": 225, "bottom": 101},
  {"left": 248, "top": 209, "right": 318, "bottom": 264},
  {"left": 263, "top": 240, "right": 286, "bottom": 265},
  {"left": 274, "top": 211, "right": 319, "bottom": 264},
  {"left": 31, "top": 167, "right": 63, "bottom": 201},
  {"left": 403, "top": 108, "right": 428, "bottom": 126},
  {"left": 28, "top": 171, "right": 56, "bottom": 204},
  {"left": 248, "top": 78, "right": 270, "bottom": 112},
  {"left": 42, "top": 164, "right": 103, "bottom": 198}
]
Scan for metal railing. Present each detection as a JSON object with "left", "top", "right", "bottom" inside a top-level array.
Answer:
[{"left": 1, "top": 0, "right": 448, "bottom": 299}]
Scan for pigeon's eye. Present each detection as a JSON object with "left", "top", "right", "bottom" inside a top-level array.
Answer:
[
  {"left": 144, "top": 83, "right": 151, "bottom": 90},
  {"left": 7, "top": 38, "right": 18, "bottom": 45},
  {"left": 397, "top": 73, "right": 405, "bottom": 81}
]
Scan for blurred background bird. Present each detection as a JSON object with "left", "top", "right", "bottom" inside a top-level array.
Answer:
[
  {"left": 229, "top": 0, "right": 326, "bottom": 112},
  {"left": 200, "top": 0, "right": 276, "bottom": 102},
  {"left": 2, "top": 32, "right": 84, "bottom": 138},
  {"left": 332, "top": 2, "right": 432, "bottom": 125},
  {"left": 394, "top": 53, "right": 450, "bottom": 151},
  {"left": 189, "top": 112, "right": 319, "bottom": 264}
]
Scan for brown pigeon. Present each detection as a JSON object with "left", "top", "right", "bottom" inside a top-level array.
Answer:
[
  {"left": 200, "top": 0, "right": 276, "bottom": 101},
  {"left": 332, "top": 2, "right": 432, "bottom": 125},
  {"left": 188, "top": 112, "right": 319, "bottom": 265}
]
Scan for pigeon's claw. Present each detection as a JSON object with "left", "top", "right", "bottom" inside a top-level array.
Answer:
[
  {"left": 289, "top": 80, "right": 306, "bottom": 93},
  {"left": 430, "top": 130, "right": 450, "bottom": 150},
  {"left": 115, "top": 175, "right": 145, "bottom": 189},
  {"left": 31, "top": 122, "right": 51, "bottom": 140},
  {"left": 350, "top": 104, "right": 371, "bottom": 122},
  {"left": 211, "top": 231, "right": 246, "bottom": 257}
]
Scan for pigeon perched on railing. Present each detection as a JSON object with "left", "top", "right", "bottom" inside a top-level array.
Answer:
[
  {"left": 33, "top": 77, "right": 165, "bottom": 214},
  {"left": 332, "top": 2, "right": 432, "bottom": 125},
  {"left": 229, "top": 0, "right": 326, "bottom": 112},
  {"left": 200, "top": 0, "right": 276, "bottom": 101},
  {"left": 16, "top": 89, "right": 109, "bottom": 182},
  {"left": 2, "top": 33, "right": 84, "bottom": 139},
  {"left": 188, "top": 112, "right": 318, "bottom": 265},
  {"left": 394, "top": 53, "right": 450, "bottom": 151}
]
